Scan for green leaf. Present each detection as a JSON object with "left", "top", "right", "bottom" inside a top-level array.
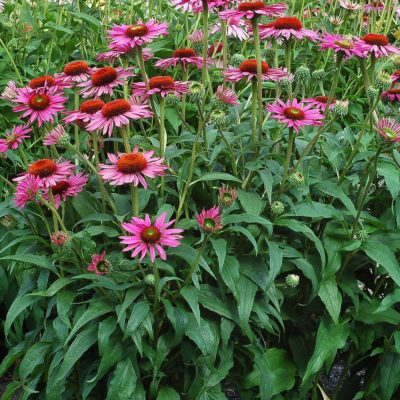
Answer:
[
  {"left": 378, "top": 161, "right": 400, "bottom": 199},
  {"left": 314, "top": 181, "right": 356, "bottom": 216},
  {"left": 181, "top": 286, "right": 201, "bottom": 325},
  {"left": 362, "top": 240, "right": 400, "bottom": 286},
  {"left": 0, "top": 342, "right": 25, "bottom": 378},
  {"left": 302, "top": 318, "right": 350, "bottom": 385},
  {"left": 19, "top": 342, "right": 51, "bottom": 382},
  {"left": 45, "top": 21, "right": 74, "bottom": 34},
  {"left": 259, "top": 170, "right": 273, "bottom": 204},
  {"left": 220, "top": 256, "right": 239, "bottom": 295},
  {"left": 5, "top": 295, "right": 39, "bottom": 338},
  {"left": 226, "top": 226, "right": 258, "bottom": 254},
  {"left": 47, "top": 325, "right": 98, "bottom": 400},
  {"left": 157, "top": 387, "right": 180, "bottom": 400},
  {"left": 0, "top": 254, "right": 56, "bottom": 272},
  {"left": 124, "top": 300, "right": 150, "bottom": 338},
  {"left": 236, "top": 275, "right": 257, "bottom": 337},
  {"left": 375, "top": 289, "right": 400, "bottom": 313},
  {"left": 66, "top": 300, "right": 112, "bottom": 343},
  {"left": 210, "top": 238, "right": 227, "bottom": 272},
  {"left": 318, "top": 278, "right": 342, "bottom": 324},
  {"left": 71, "top": 11, "right": 101, "bottom": 26},
  {"left": 190, "top": 172, "right": 241, "bottom": 185},
  {"left": 107, "top": 359, "right": 137, "bottom": 400},
  {"left": 243, "top": 348, "right": 296, "bottom": 398},
  {"left": 237, "top": 189, "right": 263, "bottom": 215},
  {"left": 275, "top": 219, "right": 326, "bottom": 268},
  {"left": 185, "top": 315, "right": 217, "bottom": 356},
  {"left": 379, "top": 351, "right": 400, "bottom": 400},
  {"left": 267, "top": 241, "right": 283, "bottom": 285},
  {"left": 223, "top": 213, "right": 272, "bottom": 235}
]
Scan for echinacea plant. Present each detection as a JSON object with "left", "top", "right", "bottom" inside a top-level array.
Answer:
[{"left": 1, "top": 0, "right": 400, "bottom": 399}]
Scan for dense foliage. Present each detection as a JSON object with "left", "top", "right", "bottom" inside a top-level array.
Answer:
[{"left": 1, "top": 0, "right": 400, "bottom": 399}]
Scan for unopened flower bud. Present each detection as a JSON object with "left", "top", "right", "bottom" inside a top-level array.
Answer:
[
  {"left": 189, "top": 81, "right": 205, "bottom": 102},
  {"left": 144, "top": 274, "right": 156, "bottom": 286},
  {"left": 366, "top": 86, "right": 379, "bottom": 101},
  {"left": 312, "top": 69, "right": 326, "bottom": 81},
  {"left": 51, "top": 231, "right": 70, "bottom": 247},
  {"left": 285, "top": 274, "right": 300, "bottom": 288},
  {"left": 295, "top": 65, "right": 310, "bottom": 82},
  {"left": 376, "top": 72, "right": 391, "bottom": 91},
  {"left": 165, "top": 93, "right": 181, "bottom": 107},
  {"left": 332, "top": 100, "right": 349, "bottom": 118},
  {"left": 218, "top": 184, "right": 237, "bottom": 208},
  {"left": 210, "top": 109, "right": 228, "bottom": 127},
  {"left": 271, "top": 201, "right": 285, "bottom": 215},
  {"left": 231, "top": 53, "right": 245, "bottom": 67},
  {"left": 288, "top": 171, "right": 304, "bottom": 187},
  {"left": 0, "top": 214, "right": 17, "bottom": 228}
]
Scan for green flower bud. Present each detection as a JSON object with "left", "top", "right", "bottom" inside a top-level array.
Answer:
[
  {"left": 144, "top": 274, "right": 156, "bottom": 286},
  {"left": 295, "top": 65, "right": 311, "bottom": 83},
  {"left": 366, "top": 86, "right": 379, "bottom": 101},
  {"left": 288, "top": 171, "right": 304, "bottom": 187},
  {"left": 271, "top": 201, "right": 285, "bottom": 215},
  {"left": 189, "top": 81, "right": 205, "bottom": 102},
  {"left": 376, "top": 72, "right": 392, "bottom": 91},
  {"left": 210, "top": 109, "right": 228, "bottom": 127},
  {"left": 285, "top": 274, "right": 300, "bottom": 288},
  {"left": 231, "top": 53, "right": 245, "bottom": 67},
  {"left": 332, "top": 100, "right": 349, "bottom": 118},
  {"left": 312, "top": 69, "right": 326, "bottom": 81}
]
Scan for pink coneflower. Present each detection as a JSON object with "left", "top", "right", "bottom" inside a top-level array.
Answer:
[
  {"left": 266, "top": 98, "right": 324, "bottom": 133},
  {"left": 1, "top": 81, "right": 18, "bottom": 101},
  {"left": 257, "top": 17, "right": 319, "bottom": 41},
  {"left": 0, "top": 125, "right": 31, "bottom": 153},
  {"left": 364, "top": 1, "right": 384, "bottom": 12},
  {"left": 319, "top": 33, "right": 364, "bottom": 60},
  {"left": 171, "top": 0, "right": 232, "bottom": 13},
  {"left": 196, "top": 206, "right": 223, "bottom": 233},
  {"left": 120, "top": 213, "right": 183, "bottom": 262},
  {"left": 14, "top": 158, "right": 75, "bottom": 188},
  {"left": 51, "top": 231, "right": 70, "bottom": 247},
  {"left": 97, "top": 43, "right": 154, "bottom": 62},
  {"left": 304, "top": 96, "right": 336, "bottom": 111},
  {"left": 55, "top": 60, "right": 91, "bottom": 85},
  {"left": 155, "top": 48, "right": 207, "bottom": 69},
  {"left": 43, "top": 125, "right": 69, "bottom": 146},
  {"left": 78, "top": 66, "right": 133, "bottom": 98},
  {"left": 85, "top": 98, "right": 153, "bottom": 137},
  {"left": 63, "top": 99, "right": 105, "bottom": 129},
  {"left": 131, "top": 76, "right": 190, "bottom": 98},
  {"left": 218, "top": 185, "right": 237, "bottom": 207},
  {"left": 220, "top": 1, "right": 287, "bottom": 20},
  {"left": 14, "top": 175, "right": 42, "bottom": 209},
  {"left": 27, "top": 75, "right": 60, "bottom": 90},
  {"left": 87, "top": 251, "right": 111, "bottom": 275},
  {"left": 12, "top": 87, "right": 67, "bottom": 127},
  {"left": 189, "top": 30, "right": 203, "bottom": 45},
  {"left": 107, "top": 20, "right": 168, "bottom": 49},
  {"left": 43, "top": 173, "right": 88, "bottom": 208},
  {"left": 339, "top": 0, "right": 362, "bottom": 11},
  {"left": 224, "top": 59, "right": 287, "bottom": 82},
  {"left": 99, "top": 147, "right": 167, "bottom": 187},
  {"left": 211, "top": 18, "right": 248, "bottom": 41},
  {"left": 355, "top": 34, "right": 400, "bottom": 58},
  {"left": 375, "top": 118, "right": 400, "bottom": 142},
  {"left": 391, "top": 70, "right": 400, "bottom": 84},
  {"left": 213, "top": 85, "right": 239, "bottom": 105},
  {"left": 381, "top": 88, "right": 400, "bottom": 102}
]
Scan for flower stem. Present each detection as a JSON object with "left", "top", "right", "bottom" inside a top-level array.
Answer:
[
  {"left": 251, "top": 79, "right": 258, "bottom": 145},
  {"left": 221, "top": 19, "right": 228, "bottom": 84},
  {"left": 48, "top": 188, "right": 58, "bottom": 231},
  {"left": 73, "top": 88, "right": 80, "bottom": 151},
  {"left": 251, "top": 18, "right": 264, "bottom": 139},
  {"left": 65, "top": 142, "right": 116, "bottom": 213},
  {"left": 131, "top": 183, "right": 139, "bottom": 217},
  {"left": 181, "top": 238, "right": 208, "bottom": 289},
  {"left": 159, "top": 97, "right": 166, "bottom": 197},
  {"left": 92, "top": 131, "right": 107, "bottom": 212},
  {"left": 279, "top": 128, "right": 295, "bottom": 195},
  {"left": 350, "top": 145, "right": 383, "bottom": 238},
  {"left": 201, "top": 0, "right": 209, "bottom": 87}
]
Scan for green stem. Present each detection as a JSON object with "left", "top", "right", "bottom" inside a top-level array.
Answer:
[
  {"left": 251, "top": 79, "right": 258, "bottom": 145},
  {"left": 131, "top": 184, "right": 139, "bottom": 217},
  {"left": 48, "top": 188, "right": 58, "bottom": 231},
  {"left": 74, "top": 88, "right": 80, "bottom": 150},
  {"left": 279, "top": 128, "right": 295, "bottom": 195},
  {"left": 159, "top": 97, "right": 166, "bottom": 197},
  {"left": 92, "top": 132, "right": 107, "bottom": 212},
  {"left": 251, "top": 18, "right": 264, "bottom": 139},
  {"left": 350, "top": 145, "right": 383, "bottom": 238},
  {"left": 201, "top": 0, "right": 209, "bottom": 86},
  {"left": 181, "top": 239, "right": 208, "bottom": 289}
]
